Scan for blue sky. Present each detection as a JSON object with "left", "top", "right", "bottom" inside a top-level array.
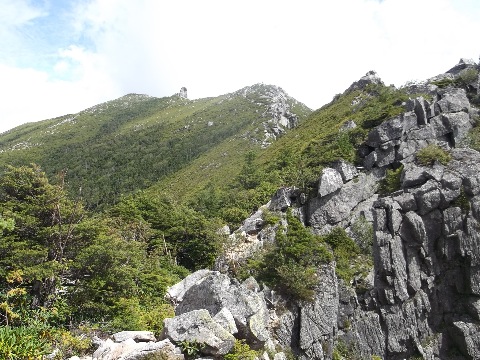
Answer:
[{"left": 0, "top": 0, "right": 479, "bottom": 133}]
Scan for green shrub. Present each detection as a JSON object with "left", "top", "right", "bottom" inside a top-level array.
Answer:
[
  {"left": 431, "top": 69, "right": 478, "bottom": 89},
  {"left": 379, "top": 165, "right": 403, "bottom": 194},
  {"left": 51, "top": 329, "right": 92, "bottom": 359},
  {"left": 224, "top": 339, "right": 258, "bottom": 360},
  {"left": 453, "top": 187, "right": 470, "bottom": 214},
  {"left": 0, "top": 326, "right": 51, "bottom": 360},
  {"left": 458, "top": 68, "right": 479, "bottom": 85},
  {"left": 416, "top": 144, "right": 451, "bottom": 166},
  {"left": 350, "top": 215, "right": 374, "bottom": 253},
  {"left": 323, "top": 227, "right": 365, "bottom": 283},
  {"left": 431, "top": 77, "right": 455, "bottom": 88},
  {"left": 178, "top": 340, "right": 204, "bottom": 359},
  {"left": 255, "top": 210, "right": 332, "bottom": 301},
  {"left": 469, "top": 93, "right": 480, "bottom": 106},
  {"left": 467, "top": 116, "right": 480, "bottom": 150},
  {"left": 275, "top": 262, "right": 319, "bottom": 302},
  {"left": 110, "top": 298, "right": 174, "bottom": 337},
  {"left": 138, "top": 350, "right": 180, "bottom": 360},
  {"left": 262, "top": 208, "right": 280, "bottom": 226}
]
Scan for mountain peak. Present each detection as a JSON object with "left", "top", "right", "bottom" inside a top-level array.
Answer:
[{"left": 345, "top": 70, "right": 384, "bottom": 93}]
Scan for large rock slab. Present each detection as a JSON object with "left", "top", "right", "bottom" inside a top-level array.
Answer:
[
  {"left": 309, "top": 168, "right": 384, "bottom": 230},
  {"left": 451, "top": 321, "right": 480, "bottom": 359},
  {"left": 436, "top": 88, "right": 470, "bottom": 113},
  {"left": 318, "top": 168, "right": 343, "bottom": 197},
  {"left": 166, "top": 269, "right": 211, "bottom": 304},
  {"left": 163, "top": 309, "right": 235, "bottom": 356},
  {"left": 168, "top": 270, "right": 270, "bottom": 348},
  {"left": 113, "top": 331, "right": 156, "bottom": 343},
  {"left": 299, "top": 265, "right": 338, "bottom": 359},
  {"left": 92, "top": 338, "right": 182, "bottom": 360}
]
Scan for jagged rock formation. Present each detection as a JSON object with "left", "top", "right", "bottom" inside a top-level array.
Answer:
[
  {"left": 212, "top": 59, "right": 480, "bottom": 359},
  {"left": 239, "top": 84, "right": 303, "bottom": 148},
  {"left": 74, "top": 59, "right": 480, "bottom": 360},
  {"left": 165, "top": 270, "right": 276, "bottom": 357},
  {"left": 346, "top": 70, "right": 384, "bottom": 93},
  {"left": 179, "top": 87, "right": 188, "bottom": 99}
]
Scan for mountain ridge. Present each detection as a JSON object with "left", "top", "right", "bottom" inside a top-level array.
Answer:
[{"left": 0, "top": 83, "right": 311, "bottom": 209}]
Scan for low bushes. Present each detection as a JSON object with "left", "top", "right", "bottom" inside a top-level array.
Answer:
[{"left": 416, "top": 144, "right": 451, "bottom": 166}]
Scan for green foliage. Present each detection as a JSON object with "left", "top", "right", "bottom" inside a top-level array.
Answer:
[
  {"left": 255, "top": 210, "right": 332, "bottom": 301},
  {"left": 431, "top": 77, "right": 455, "bottom": 88},
  {"left": 467, "top": 116, "right": 480, "bottom": 151},
  {"left": 0, "top": 164, "right": 86, "bottom": 308},
  {"left": 0, "top": 87, "right": 311, "bottom": 211},
  {"left": 179, "top": 340, "right": 205, "bottom": 359},
  {"left": 0, "top": 326, "right": 51, "bottom": 360},
  {"left": 224, "top": 339, "right": 258, "bottom": 360},
  {"left": 274, "top": 262, "right": 319, "bottom": 301},
  {"left": 379, "top": 166, "right": 403, "bottom": 194},
  {"left": 323, "top": 227, "right": 364, "bottom": 284},
  {"left": 262, "top": 208, "right": 280, "bottom": 226},
  {"left": 238, "top": 151, "right": 261, "bottom": 190},
  {"left": 458, "top": 68, "right": 479, "bottom": 85},
  {"left": 332, "top": 339, "right": 361, "bottom": 360},
  {"left": 0, "top": 216, "right": 14, "bottom": 232},
  {"left": 470, "top": 93, "right": 480, "bottom": 106},
  {"left": 432, "top": 68, "right": 479, "bottom": 90},
  {"left": 416, "top": 144, "right": 451, "bottom": 166},
  {"left": 138, "top": 351, "right": 180, "bottom": 360},
  {"left": 359, "top": 84, "right": 409, "bottom": 129},
  {"left": 109, "top": 298, "right": 174, "bottom": 336},
  {"left": 51, "top": 328, "right": 93, "bottom": 359},
  {"left": 350, "top": 215, "right": 374, "bottom": 253},
  {"left": 0, "top": 165, "right": 189, "bottom": 337},
  {"left": 453, "top": 187, "right": 470, "bottom": 214}
]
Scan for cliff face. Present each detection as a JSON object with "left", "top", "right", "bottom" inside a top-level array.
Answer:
[
  {"left": 209, "top": 61, "right": 480, "bottom": 360},
  {"left": 270, "top": 63, "right": 480, "bottom": 359},
  {"left": 153, "top": 61, "right": 480, "bottom": 360}
]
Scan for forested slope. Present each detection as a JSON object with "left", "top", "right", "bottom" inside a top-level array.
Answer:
[{"left": 0, "top": 85, "right": 310, "bottom": 209}]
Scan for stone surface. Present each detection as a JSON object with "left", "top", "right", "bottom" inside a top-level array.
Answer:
[
  {"left": 309, "top": 168, "right": 383, "bottom": 230},
  {"left": 333, "top": 159, "right": 358, "bottom": 182},
  {"left": 436, "top": 88, "right": 470, "bottom": 113},
  {"left": 112, "top": 331, "right": 156, "bottom": 343},
  {"left": 166, "top": 269, "right": 211, "bottom": 304},
  {"left": 92, "top": 338, "right": 182, "bottom": 360},
  {"left": 163, "top": 309, "right": 235, "bottom": 356},
  {"left": 318, "top": 167, "right": 343, "bottom": 197},
  {"left": 213, "top": 307, "right": 238, "bottom": 335},
  {"left": 171, "top": 270, "right": 270, "bottom": 349},
  {"left": 346, "top": 70, "right": 384, "bottom": 93}
]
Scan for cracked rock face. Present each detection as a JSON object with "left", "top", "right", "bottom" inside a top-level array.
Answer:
[
  {"left": 163, "top": 63, "right": 480, "bottom": 360},
  {"left": 163, "top": 309, "right": 235, "bottom": 356},
  {"left": 165, "top": 270, "right": 271, "bottom": 352}
]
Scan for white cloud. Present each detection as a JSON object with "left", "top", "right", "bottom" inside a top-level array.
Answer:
[{"left": 0, "top": 0, "right": 479, "bottom": 133}]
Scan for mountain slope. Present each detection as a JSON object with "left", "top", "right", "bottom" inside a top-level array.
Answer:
[{"left": 0, "top": 85, "right": 311, "bottom": 208}]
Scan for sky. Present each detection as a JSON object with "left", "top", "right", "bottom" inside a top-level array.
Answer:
[{"left": 0, "top": 0, "right": 479, "bottom": 134}]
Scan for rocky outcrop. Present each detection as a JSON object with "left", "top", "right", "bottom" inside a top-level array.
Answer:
[
  {"left": 308, "top": 168, "right": 382, "bottom": 233},
  {"left": 164, "top": 270, "right": 273, "bottom": 356},
  {"left": 91, "top": 333, "right": 183, "bottom": 360},
  {"left": 60, "top": 59, "right": 480, "bottom": 360},
  {"left": 346, "top": 70, "right": 384, "bottom": 93},
  {"left": 163, "top": 309, "right": 235, "bottom": 356},
  {"left": 363, "top": 89, "right": 473, "bottom": 169},
  {"left": 261, "top": 87, "right": 301, "bottom": 148},
  {"left": 212, "top": 63, "right": 480, "bottom": 359}
]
